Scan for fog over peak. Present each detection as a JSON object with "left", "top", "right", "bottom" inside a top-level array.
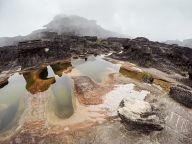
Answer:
[{"left": 0, "top": 0, "right": 192, "bottom": 41}]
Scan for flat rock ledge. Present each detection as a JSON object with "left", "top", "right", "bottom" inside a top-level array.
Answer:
[
  {"left": 170, "top": 84, "right": 192, "bottom": 108},
  {"left": 118, "top": 97, "right": 164, "bottom": 131}
]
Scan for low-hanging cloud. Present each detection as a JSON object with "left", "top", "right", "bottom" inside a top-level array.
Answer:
[{"left": 0, "top": 0, "right": 192, "bottom": 41}]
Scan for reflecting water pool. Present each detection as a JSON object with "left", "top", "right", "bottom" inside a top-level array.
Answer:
[
  {"left": 0, "top": 55, "right": 121, "bottom": 135},
  {"left": 0, "top": 73, "right": 27, "bottom": 133},
  {"left": 51, "top": 76, "right": 75, "bottom": 119},
  {"left": 71, "top": 55, "right": 121, "bottom": 82}
]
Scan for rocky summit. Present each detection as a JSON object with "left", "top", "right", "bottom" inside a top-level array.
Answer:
[{"left": 0, "top": 15, "right": 192, "bottom": 144}]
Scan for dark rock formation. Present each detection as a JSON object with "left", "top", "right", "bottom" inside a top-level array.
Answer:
[
  {"left": 189, "top": 68, "right": 192, "bottom": 80},
  {"left": 0, "top": 33, "right": 113, "bottom": 71},
  {"left": 1, "top": 32, "right": 192, "bottom": 78},
  {"left": 0, "top": 45, "right": 18, "bottom": 68},
  {"left": 170, "top": 84, "right": 192, "bottom": 108},
  {"left": 0, "top": 79, "right": 8, "bottom": 89},
  {"left": 118, "top": 97, "right": 164, "bottom": 131},
  {"left": 110, "top": 37, "right": 192, "bottom": 74}
]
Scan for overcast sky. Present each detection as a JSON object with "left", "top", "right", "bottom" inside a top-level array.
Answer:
[{"left": 0, "top": 0, "right": 192, "bottom": 41}]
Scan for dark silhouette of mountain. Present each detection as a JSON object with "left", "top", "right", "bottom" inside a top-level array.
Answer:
[
  {"left": 0, "top": 15, "right": 124, "bottom": 47},
  {"left": 44, "top": 15, "right": 122, "bottom": 38}
]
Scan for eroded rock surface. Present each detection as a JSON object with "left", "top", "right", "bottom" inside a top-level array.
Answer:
[
  {"left": 189, "top": 70, "right": 192, "bottom": 80},
  {"left": 111, "top": 37, "right": 192, "bottom": 75},
  {"left": 118, "top": 97, "right": 164, "bottom": 131},
  {"left": 72, "top": 76, "right": 109, "bottom": 105},
  {"left": 23, "top": 67, "right": 55, "bottom": 94},
  {"left": 170, "top": 84, "right": 192, "bottom": 108},
  {"left": 1, "top": 29, "right": 192, "bottom": 143}
]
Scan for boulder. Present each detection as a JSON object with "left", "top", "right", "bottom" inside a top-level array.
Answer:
[
  {"left": 118, "top": 97, "right": 164, "bottom": 131},
  {"left": 170, "top": 84, "right": 192, "bottom": 108}
]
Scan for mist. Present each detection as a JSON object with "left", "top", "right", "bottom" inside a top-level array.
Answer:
[{"left": 0, "top": 0, "right": 192, "bottom": 41}]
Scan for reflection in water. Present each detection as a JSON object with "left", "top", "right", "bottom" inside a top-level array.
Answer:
[
  {"left": 50, "top": 61, "right": 72, "bottom": 77},
  {"left": 51, "top": 76, "right": 74, "bottom": 119},
  {"left": 0, "top": 73, "right": 27, "bottom": 132},
  {"left": 71, "top": 55, "right": 120, "bottom": 82},
  {"left": 47, "top": 66, "right": 55, "bottom": 78},
  {"left": 0, "top": 56, "right": 120, "bottom": 131},
  {"left": 23, "top": 67, "right": 55, "bottom": 94},
  {"left": 119, "top": 67, "right": 144, "bottom": 80}
]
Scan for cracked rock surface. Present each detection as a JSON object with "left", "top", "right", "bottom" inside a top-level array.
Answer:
[
  {"left": 170, "top": 84, "right": 192, "bottom": 108},
  {"left": 118, "top": 97, "right": 164, "bottom": 131}
]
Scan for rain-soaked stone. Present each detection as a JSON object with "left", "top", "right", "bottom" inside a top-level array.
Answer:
[
  {"left": 118, "top": 97, "right": 165, "bottom": 131},
  {"left": 170, "top": 84, "right": 192, "bottom": 108},
  {"left": 50, "top": 61, "right": 72, "bottom": 77},
  {"left": 72, "top": 76, "right": 109, "bottom": 105}
]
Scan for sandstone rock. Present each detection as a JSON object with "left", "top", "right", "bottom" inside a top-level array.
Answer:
[
  {"left": 120, "top": 64, "right": 154, "bottom": 84},
  {"left": 50, "top": 61, "right": 72, "bottom": 77},
  {"left": 72, "top": 76, "right": 109, "bottom": 105},
  {"left": 170, "top": 84, "right": 192, "bottom": 108},
  {"left": 23, "top": 67, "right": 55, "bottom": 94},
  {"left": 118, "top": 97, "right": 164, "bottom": 131}
]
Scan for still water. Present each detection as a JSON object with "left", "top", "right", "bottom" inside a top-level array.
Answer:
[
  {"left": 0, "top": 73, "right": 27, "bottom": 133},
  {"left": 0, "top": 55, "right": 120, "bottom": 134},
  {"left": 71, "top": 55, "right": 120, "bottom": 82}
]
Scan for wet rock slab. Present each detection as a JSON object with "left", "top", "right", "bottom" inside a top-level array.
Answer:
[
  {"left": 170, "top": 84, "right": 192, "bottom": 108},
  {"left": 72, "top": 76, "right": 109, "bottom": 105},
  {"left": 118, "top": 97, "right": 164, "bottom": 131}
]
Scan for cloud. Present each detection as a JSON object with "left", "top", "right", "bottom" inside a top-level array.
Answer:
[{"left": 0, "top": 0, "right": 192, "bottom": 41}]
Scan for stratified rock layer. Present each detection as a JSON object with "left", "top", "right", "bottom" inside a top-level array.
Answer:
[
  {"left": 170, "top": 84, "right": 192, "bottom": 108},
  {"left": 110, "top": 37, "right": 192, "bottom": 74}
]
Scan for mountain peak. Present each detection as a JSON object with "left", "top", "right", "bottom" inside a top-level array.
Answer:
[
  {"left": 44, "top": 14, "right": 121, "bottom": 38},
  {"left": 0, "top": 15, "right": 124, "bottom": 47}
]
